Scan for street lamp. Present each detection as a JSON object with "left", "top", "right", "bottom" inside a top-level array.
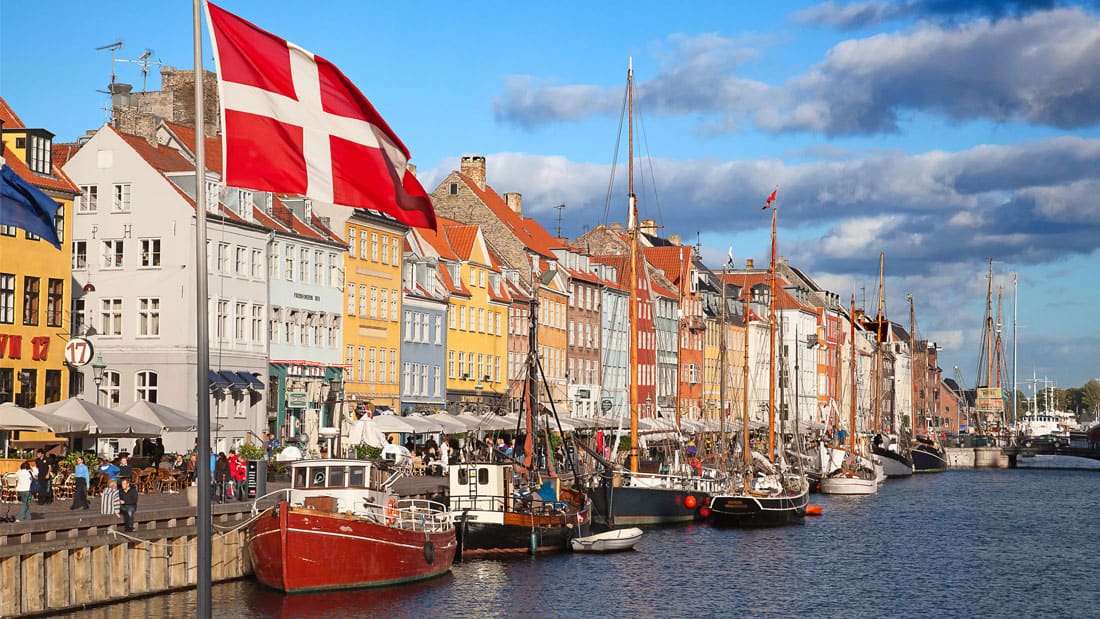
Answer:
[{"left": 91, "top": 354, "right": 107, "bottom": 406}]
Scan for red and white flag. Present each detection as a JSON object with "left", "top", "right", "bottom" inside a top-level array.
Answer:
[
  {"left": 206, "top": 3, "right": 435, "bottom": 228},
  {"left": 761, "top": 188, "right": 778, "bottom": 210}
]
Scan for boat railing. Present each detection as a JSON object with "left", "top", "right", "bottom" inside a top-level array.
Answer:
[
  {"left": 358, "top": 497, "right": 453, "bottom": 532},
  {"left": 250, "top": 487, "right": 292, "bottom": 516},
  {"left": 599, "top": 468, "right": 728, "bottom": 493},
  {"left": 450, "top": 492, "right": 579, "bottom": 517}
]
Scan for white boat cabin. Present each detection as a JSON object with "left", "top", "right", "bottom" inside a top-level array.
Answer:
[{"left": 288, "top": 458, "right": 392, "bottom": 515}]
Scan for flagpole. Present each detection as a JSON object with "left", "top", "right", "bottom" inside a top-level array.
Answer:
[{"left": 193, "top": 1, "right": 213, "bottom": 616}]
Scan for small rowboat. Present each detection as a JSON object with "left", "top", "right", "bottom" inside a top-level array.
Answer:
[{"left": 570, "top": 527, "right": 643, "bottom": 553}]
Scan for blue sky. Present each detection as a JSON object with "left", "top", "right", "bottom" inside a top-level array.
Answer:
[{"left": 3, "top": 0, "right": 1098, "bottom": 392}]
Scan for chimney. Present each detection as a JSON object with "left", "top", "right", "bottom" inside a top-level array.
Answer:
[
  {"left": 407, "top": 163, "right": 417, "bottom": 177},
  {"left": 460, "top": 155, "right": 486, "bottom": 190},
  {"left": 669, "top": 234, "right": 681, "bottom": 246},
  {"left": 641, "top": 218, "right": 656, "bottom": 230},
  {"left": 503, "top": 192, "right": 522, "bottom": 215},
  {"left": 746, "top": 258, "right": 754, "bottom": 269}
]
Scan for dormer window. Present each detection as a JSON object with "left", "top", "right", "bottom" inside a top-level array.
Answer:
[{"left": 25, "top": 131, "right": 53, "bottom": 175}]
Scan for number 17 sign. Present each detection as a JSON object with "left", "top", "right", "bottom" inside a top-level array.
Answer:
[{"left": 64, "top": 337, "right": 95, "bottom": 367}]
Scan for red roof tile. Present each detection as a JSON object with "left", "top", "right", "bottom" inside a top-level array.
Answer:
[
  {"left": 456, "top": 174, "right": 561, "bottom": 258},
  {"left": 162, "top": 121, "right": 222, "bottom": 174}
]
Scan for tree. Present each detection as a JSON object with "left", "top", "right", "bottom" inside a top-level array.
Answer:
[{"left": 1082, "top": 379, "right": 1100, "bottom": 421}]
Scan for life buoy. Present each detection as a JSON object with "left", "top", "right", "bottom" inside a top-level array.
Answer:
[{"left": 385, "top": 498, "right": 398, "bottom": 525}]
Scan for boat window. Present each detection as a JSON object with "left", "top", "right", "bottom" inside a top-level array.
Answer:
[
  {"left": 329, "top": 467, "right": 345, "bottom": 487},
  {"left": 310, "top": 467, "right": 327, "bottom": 488},
  {"left": 457, "top": 468, "right": 468, "bottom": 485},
  {"left": 478, "top": 468, "right": 489, "bottom": 485},
  {"left": 294, "top": 467, "right": 306, "bottom": 488},
  {"left": 349, "top": 466, "right": 365, "bottom": 487}
]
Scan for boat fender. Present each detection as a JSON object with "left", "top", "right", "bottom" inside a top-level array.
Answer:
[
  {"left": 385, "top": 498, "right": 398, "bottom": 525},
  {"left": 424, "top": 540, "right": 435, "bottom": 564}
]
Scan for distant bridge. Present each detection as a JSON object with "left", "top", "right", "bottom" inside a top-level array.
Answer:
[{"left": 1002, "top": 443, "right": 1100, "bottom": 468}]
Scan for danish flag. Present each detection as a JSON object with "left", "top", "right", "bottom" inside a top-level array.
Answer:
[{"left": 206, "top": 2, "right": 435, "bottom": 228}]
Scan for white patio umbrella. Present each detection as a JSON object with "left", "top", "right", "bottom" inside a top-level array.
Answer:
[
  {"left": 122, "top": 400, "right": 221, "bottom": 432},
  {"left": 32, "top": 397, "right": 162, "bottom": 437},
  {"left": 402, "top": 415, "right": 444, "bottom": 434},
  {"left": 0, "top": 402, "right": 51, "bottom": 431},
  {"left": 426, "top": 413, "right": 470, "bottom": 434},
  {"left": 369, "top": 414, "right": 417, "bottom": 434}
]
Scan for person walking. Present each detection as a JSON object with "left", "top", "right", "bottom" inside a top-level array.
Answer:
[
  {"left": 34, "top": 449, "right": 52, "bottom": 505},
  {"left": 70, "top": 455, "right": 91, "bottom": 510},
  {"left": 230, "top": 451, "right": 247, "bottom": 501},
  {"left": 118, "top": 478, "right": 138, "bottom": 532},
  {"left": 15, "top": 462, "right": 34, "bottom": 522},
  {"left": 214, "top": 453, "right": 230, "bottom": 503},
  {"left": 100, "top": 478, "right": 120, "bottom": 518}
]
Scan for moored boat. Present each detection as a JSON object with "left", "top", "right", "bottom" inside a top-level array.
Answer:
[
  {"left": 248, "top": 458, "right": 456, "bottom": 593},
  {"left": 911, "top": 436, "right": 948, "bottom": 473},
  {"left": 571, "top": 527, "right": 644, "bottom": 553}
]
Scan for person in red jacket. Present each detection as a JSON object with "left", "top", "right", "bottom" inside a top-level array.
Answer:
[{"left": 228, "top": 450, "right": 247, "bottom": 501}]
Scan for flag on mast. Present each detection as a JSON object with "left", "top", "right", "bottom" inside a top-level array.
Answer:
[
  {"left": 0, "top": 164, "right": 61, "bottom": 249},
  {"left": 761, "top": 187, "right": 778, "bottom": 210},
  {"left": 205, "top": 2, "right": 435, "bottom": 229}
]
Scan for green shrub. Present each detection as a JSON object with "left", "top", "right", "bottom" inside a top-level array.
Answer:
[
  {"left": 237, "top": 443, "right": 265, "bottom": 461},
  {"left": 354, "top": 443, "right": 382, "bottom": 460},
  {"left": 63, "top": 451, "right": 99, "bottom": 471}
]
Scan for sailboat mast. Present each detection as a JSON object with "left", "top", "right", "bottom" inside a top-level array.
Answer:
[
  {"left": 908, "top": 294, "right": 916, "bottom": 434},
  {"left": 719, "top": 266, "right": 728, "bottom": 458},
  {"left": 768, "top": 207, "right": 778, "bottom": 462},
  {"left": 984, "top": 259, "right": 994, "bottom": 388},
  {"left": 524, "top": 255, "right": 537, "bottom": 472},
  {"left": 626, "top": 59, "right": 640, "bottom": 474},
  {"left": 850, "top": 294, "right": 858, "bottom": 454}
]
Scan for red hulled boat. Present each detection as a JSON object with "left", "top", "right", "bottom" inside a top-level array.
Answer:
[{"left": 248, "top": 458, "right": 456, "bottom": 592}]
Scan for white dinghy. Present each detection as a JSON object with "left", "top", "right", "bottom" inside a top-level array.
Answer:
[{"left": 570, "top": 527, "right": 643, "bottom": 553}]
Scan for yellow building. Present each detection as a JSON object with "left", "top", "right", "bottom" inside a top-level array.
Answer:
[
  {"left": 341, "top": 211, "right": 406, "bottom": 413},
  {"left": 432, "top": 218, "right": 509, "bottom": 412},
  {"left": 1, "top": 98, "right": 79, "bottom": 408}
]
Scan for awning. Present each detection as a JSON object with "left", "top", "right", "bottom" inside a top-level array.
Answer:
[
  {"left": 237, "top": 371, "right": 265, "bottom": 390},
  {"left": 219, "top": 370, "right": 249, "bottom": 390},
  {"left": 208, "top": 370, "right": 230, "bottom": 390}
]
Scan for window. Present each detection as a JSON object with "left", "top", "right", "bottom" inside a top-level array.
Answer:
[
  {"left": 448, "top": 351, "right": 455, "bottom": 378},
  {"left": 0, "top": 225, "right": 15, "bottom": 236},
  {"left": 433, "top": 366, "right": 441, "bottom": 397},
  {"left": 347, "top": 286, "right": 355, "bottom": 316},
  {"left": 359, "top": 234, "right": 367, "bottom": 260},
  {"left": 314, "top": 250, "right": 323, "bottom": 284},
  {"left": 141, "top": 238, "right": 161, "bottom": 267},
  {"left": 252, "top": 305, "right": 264, "bottom": 342},
  {"left": 299, "top": 248, "right": 309, "bottom": 281},
  {"left": 370, "top": 233, "right": 379, "bottom": 261},
  {"left": 103, "top": 370, "right": 121, "bottom": 407},
  {"left": 235, "top": 302, "right": 247, "bottom": 341},
  {"left": 100, "top": 298, "right": 122, "bottom": 335},
  {"left": 347, "top": 228, "right": 357, "bottom": 259},
  {"left": 236, "top": 247, "right": 248, "bottom": 275},
  {"left": 46, "top": 279, "right": 63, "bottom": 327},
  {"left": 370, "top": 287, "right": 378, "bottom": 319},
  {"left": 251, "top": 249, "right": 263, "bottom": 279},
  {"left": 112, "top": 183, "right": 131, "bottom": 212},
  {"left": 44, "top": 370, "right": 62, "bottom": 404},
  {"left": 368, "top": 348, "right": 376, "bottom": 383},
  {"left": 459, "top": 306, "right": 467, "bottom": 331},
  {"left": 216, "top": 300, "right": 228, "bottom": 339},
  {"left": 284, "top": 244, "right": 295, "bottom": 280},
  {"left": 102, "top": 240, "right": 124, "bottom": 269},
  {"left": 55, "top": 207, "right": 65, "bottom": 244},
  {"left": 22, "top": 276, "right": 39, "bottom": 326},
  {"left": 380, "top": 288, "right": 389, "bottom": 321},
  {"left": 357, "top": 347, "right": 365, "bottom": 382},
  {"left": 434, "top": 315, "right": 442, "bottom": 344},
  {"left": 391, "top": 242, "right": 399, "bottom": 266},
  {"left": 27, "top": 134, "right": 51, "bottom": 175},
  {"left": 450, "top": 182, "right": 458, "bottom": 195},
  {"left": 73, "top": 298, "right": 87, "bottom": 334},
  {"left": 218, "top": 243, "right": 230, "bottom": 273},
  {"left": 449, "top": 307, "right": 456, "bottom": 329},
  {"left": 403, "top": 362, "right": 411, "bottom": 395},
  {"left": 136, "top": 370, "right": 158, "bottom": 402},
  {"left": 237, "top": 190, "right": 252, "bottom": 215},
  {"left": 389, "top": 348, "right": 397, "bottom": 383},
  {"left": 270, "top": 242, "right": 280, "bottom": 279},
  {"left": 0, "top": 274, "right": 15, "bottom": 324},
  {"left": 390, "top": 290, "right": 398, "bottom": 322},
  {"left": 78, "top": 185, "right": 97, "bottom": 213},
  {"left": 205, "top": 181, "right": 220, "bottom": 210},
  {"left": 358, "top": 285, "right": 367, "bottom": 317},
  {"left": 380, "top": 236, "right": 389, "bottom": 265},
  {"left": 328, "top": 253, "right": 339, "bottom": 288},
  {"left": 378, "top": 348, "right": 387, "bottom": 382}
]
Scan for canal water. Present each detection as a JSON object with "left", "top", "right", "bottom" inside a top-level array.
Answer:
[{"left": 63, "top": 468, "right": 1099, "bottom": 618}]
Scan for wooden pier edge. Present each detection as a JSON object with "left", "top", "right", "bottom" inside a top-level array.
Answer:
[{"left": 0, "top": 505, "right": 259, "bottom": 618}]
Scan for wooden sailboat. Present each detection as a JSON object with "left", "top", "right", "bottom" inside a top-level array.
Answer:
[
  {"left": 585, "top": 59, "right": 725, "bottom": 527},
  {"left": 819, "top": 295, "right": 879, "bottom": 495},
  {"left": 909, "top": 294, "right": 948, "bottom": 473},
  {"left": 706, "top": 191, "right": 810, "bottom": 525},
  {"left": 867, "top": 252, "right": 914, "bottom": 478},
  {"left": 449, "top": 257, "right": 591, "bottom": 555}
]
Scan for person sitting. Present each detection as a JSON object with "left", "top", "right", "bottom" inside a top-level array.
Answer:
[
  {"left": 96, "top": 459, "right": 121, "bottom": 483},
  {"left": 118, "top": 478, "right": 138, "bottom": 532},
  {"left": 116, "top": 455, "right": 133, "bottom": 481},
  {"left": 100, "top": 478, "right": 120, "bottom": 518}
]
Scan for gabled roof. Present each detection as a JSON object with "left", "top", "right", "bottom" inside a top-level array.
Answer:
[
  {"left": 442, "top": 222, "right": 479, "bottom": 262},
  {"left": 0, "top": 97, "right": 79, "bottom": 195},
  {"left": 455, "top": 173, "right": 561, "bottom": 258},
  {"left": 271, "top": 197, "right": 325, "bottom": 241},
  {"left": 590, "top": 254, "right": 629, "bottom": 288},
  {"left": 161, "top": 120, "right": 223, "bottom": 175},
  {"left": 642, "top": 245, "right": 693, "bottom": 292},
  {"left": 722, "top": 272, "right": 816, "bottom": 312},
  {"left": 251, "top": 206, "right": 291, "bottom": 233}
]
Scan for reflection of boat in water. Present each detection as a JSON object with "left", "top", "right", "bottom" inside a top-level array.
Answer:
[
  {"left": 571, "top": 527, "right": 644, "bottom": 553},
  {"left": 248, "top": 458, "right": 456, "bottom": 592}
]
